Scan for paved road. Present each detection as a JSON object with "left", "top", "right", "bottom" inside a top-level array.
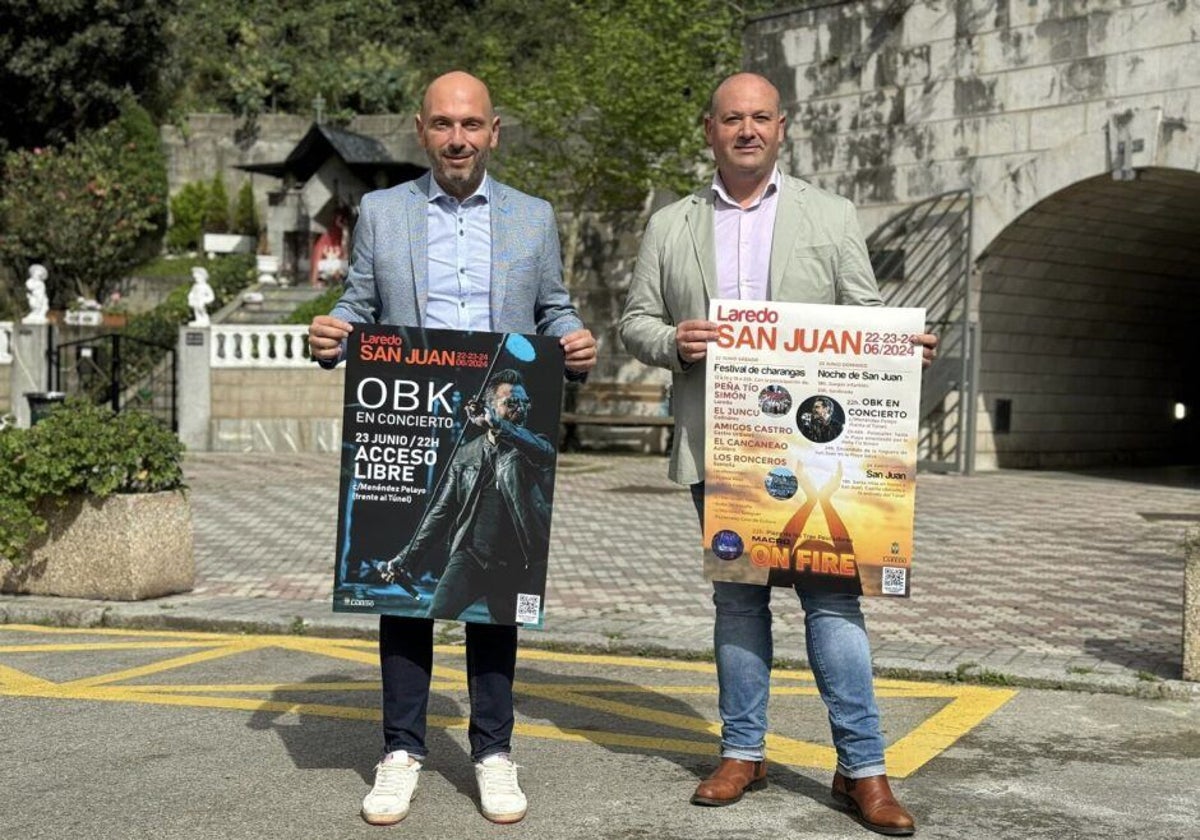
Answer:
[
  {"left": 2, "top": 455, "right": 1198, "bottom": 839},
  {"left": 4, "top": 452, "right": 1195, "bottom": 694},
  {"left": 1, "top": 624, "right": 1196, "bottom": 840}
]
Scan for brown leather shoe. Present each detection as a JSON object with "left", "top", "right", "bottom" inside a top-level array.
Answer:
[
  {"left": 831, "top": 772, "right": 915, "bottom": 836},
  {"left": 691, "top": 758, "right": 767, "bottom": 806}
]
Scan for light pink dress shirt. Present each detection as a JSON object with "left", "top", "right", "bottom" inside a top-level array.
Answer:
[{"left": 712, "top": 167, "right": 781, "bottom": 302}]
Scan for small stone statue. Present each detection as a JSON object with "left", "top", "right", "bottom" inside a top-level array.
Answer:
[
  {"left": 22, "top": 264, "right": 49, "bottom": 325},
  {"left": 187, "top": 267, "right": 215, "bottom": 326}
]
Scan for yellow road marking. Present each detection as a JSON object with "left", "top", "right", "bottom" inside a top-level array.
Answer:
[
  {"left": 883, "top": 685, "right": 1016, "bottom": 776},
  {"left": 52, "top": 681, "right": 828, "bottom": 698},
  {"left": 0, "top": 662, "right": 58, "bottom": 692},
  {"left": 522, "top": 683, "right": 724, "bottom": 737},
  {"left": 59, "top": 641, "right": 259, "bottom": 688},
  {"left": 120, "top": 681, "right": 382, "bottom": 693},
  {"left": 0, "top": 624, "right": 236, "bottom": 641},
  {"left": 0, "top": 626, "right": 1013, "bottom": 776},
  {"left": 268, "top": 636, "right": 378, "bottom": 666},
  {"left": 513, "top": 721, "right": 729, "bottom": 757},
  {"left": 0, "top": 641, "right": 229, "bottom": 654}
]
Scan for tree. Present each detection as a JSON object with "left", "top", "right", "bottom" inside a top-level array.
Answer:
[
  {"left": 0, "top": 100, "right": 167, "bottom": 306},
  {"left": 233, "top": 180, "right": 259, "bottom": 237},
  {"left": 202, "top": 173, "right": 230, "bottom": 234},
  {"left": 166, "top": 181, "right": 208, "bottom": 253},
  {"left": 433, "top": 0, "right": 769, "bottom": 285},
  {"left": 166, "top": 0, "right": 473, "bottom": 120},
  {"left": 0, "top": 0, "right": 177, "bottom": 153},
  {"left": 108, "top": 97, "right": 169, "bottom": 253}
]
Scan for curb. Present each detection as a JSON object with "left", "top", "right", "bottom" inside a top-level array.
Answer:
[{"left": 4, "top": 595, "right": 1198, "bottom": 702}]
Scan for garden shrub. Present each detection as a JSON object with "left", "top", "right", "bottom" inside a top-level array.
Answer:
[
  {"left": 166, "top": 181, "right": 209, "bottom": 252},
  {"left": 233, "top": 180, "right": 259, "bottom": 237},
  {"left": 0, "top": 399, "right": 184, "bottom": 563}
]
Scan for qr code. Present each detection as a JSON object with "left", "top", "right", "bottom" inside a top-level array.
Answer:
[
  {"left": 881, "top": 566, "right": 907, "bottom": 595},
  {"left": 515, "top": 593, "right": 541, "bottom": 624}
]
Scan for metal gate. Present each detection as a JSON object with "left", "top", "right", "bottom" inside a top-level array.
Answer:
[
  {"left": 866, "top": 190, "right": 975, "bottom": 473},
  {"left": 49, "top": 333, "right": 177, "bottom": 430}
]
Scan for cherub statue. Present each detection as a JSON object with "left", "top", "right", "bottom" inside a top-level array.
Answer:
[
  {"left": 187, "top": 267, "right": 215, "bottom": 326},
  {"left": 22, "top": 264, "right": 49, "bottom": 325}
]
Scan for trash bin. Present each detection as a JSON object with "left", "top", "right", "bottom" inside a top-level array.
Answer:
[{"left": 25, "top": 391, "right": 67, "bottom": 425}]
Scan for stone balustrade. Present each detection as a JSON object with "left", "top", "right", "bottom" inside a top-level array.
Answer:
[{"left": 210, "top": 325, "right": 312, "bottom": 368}]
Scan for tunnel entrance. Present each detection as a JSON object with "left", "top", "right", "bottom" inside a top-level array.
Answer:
[{"left": 973, "top": 168, "right": 1199, "bottom": 469}]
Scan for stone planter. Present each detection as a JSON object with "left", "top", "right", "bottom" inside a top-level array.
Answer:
[
  {"left": 64, "top": 309, "right": 103, "bottom": 326},
  {"left": 256, "top": 254, "right": 284, "bottom": 286},
  {"left": 0, "top": 491, "right": 194, "bottom": 601}
]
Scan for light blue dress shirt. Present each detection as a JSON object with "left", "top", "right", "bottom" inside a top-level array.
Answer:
[{"left": 425, "top": 174, "right": 492, "bottom": 330}]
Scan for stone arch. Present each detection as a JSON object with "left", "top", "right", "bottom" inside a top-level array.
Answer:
[
  {"left": 971, "top": 163, "right": 1200, "bottom": 469},
  {"left": 972, "top": 109, "right": 1200, "bottom": 262}
]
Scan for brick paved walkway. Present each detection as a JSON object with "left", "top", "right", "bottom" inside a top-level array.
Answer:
[{"left": 170, "top": 452, "right": 1200, "bottom": 691}]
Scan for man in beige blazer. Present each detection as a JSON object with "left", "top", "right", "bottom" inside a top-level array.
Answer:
[{"left": 620, "top": 72, "right": 935, "bottom": 836}]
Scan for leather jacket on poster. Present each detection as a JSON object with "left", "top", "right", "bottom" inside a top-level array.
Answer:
[{"left": 406, "top": 419, "right": 554, "bottom": 572}]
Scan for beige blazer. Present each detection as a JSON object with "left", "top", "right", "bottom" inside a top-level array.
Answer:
[{"left": 618, "top": 173, "right": 882, "bottom": 485}]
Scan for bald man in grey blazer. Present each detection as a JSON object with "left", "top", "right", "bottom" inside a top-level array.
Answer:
[
  {"left": 310, "top": 71, "right": 595, "bottom": 827},
  {"left": 620, "top": 73, "right": 934, "bottom": 836}
]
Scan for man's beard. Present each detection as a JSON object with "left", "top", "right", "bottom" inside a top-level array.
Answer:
[{"left": 431, "top": 146, "right": 489, "bottom": 196}]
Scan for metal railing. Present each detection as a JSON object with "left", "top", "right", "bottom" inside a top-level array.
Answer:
[
  {"left": 50, "top": 333, "right": 177, "bottom": 430},
  {"left": 867, "top": 190, "right": 975, "bottom": 473}
]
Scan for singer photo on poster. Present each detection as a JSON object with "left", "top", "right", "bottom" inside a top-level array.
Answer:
[{"left": 333, "top": 324, "right": 564, "bottom": 627}]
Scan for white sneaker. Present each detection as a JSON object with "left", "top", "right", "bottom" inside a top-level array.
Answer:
[
  {"left": 475, "top": 753, "right": 527, "bottom": 824},
  {"left": 361, "top": 751, "right": 421, "bottom": 825}
]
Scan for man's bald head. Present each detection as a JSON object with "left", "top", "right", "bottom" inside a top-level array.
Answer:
[
  {"left": 417, "top": 71, "right": 500, "bottom": 200},
  {"left": 421, "top": 71, "right": 495, "bottom": 122},
  {"left": 703, "top": 72, "right": 786, "bottom": 203},
  {"left": 707, "top": 73, "right": 781, "bottom": 119}
]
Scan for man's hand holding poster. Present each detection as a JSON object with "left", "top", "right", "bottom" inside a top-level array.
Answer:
[
  {"left": 333, "top": 325, "right": 564, "bottom": 626},
  {"left": 703, "top": 301, "right": 925, "bottom": 597}
]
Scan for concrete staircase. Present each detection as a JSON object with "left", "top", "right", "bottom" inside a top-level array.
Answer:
[{"left": 218, "top": 284, "right": 329, "bottom": 325}]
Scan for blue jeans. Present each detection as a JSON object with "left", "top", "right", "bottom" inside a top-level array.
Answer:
[{"left": 692, "top": 483, "right": 885, "bottom": 778}]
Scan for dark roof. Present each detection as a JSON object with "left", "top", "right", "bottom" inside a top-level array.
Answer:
[
  {"left": 236, "top": 123, "right": 424, "bottom": 183},
  {"left": 317, "top": 124, "right": 394, "bottom": 165}
]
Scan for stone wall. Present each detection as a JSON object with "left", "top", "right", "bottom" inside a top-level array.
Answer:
[
  {"left": 209, "top": 366, "right": 343, "bottom": 452},
  {"left": 747, "top": 0, "right": 1200, "bottom": 234},
  {"left": 747, "top": 0, "right": 1200, "bottom": 469}
]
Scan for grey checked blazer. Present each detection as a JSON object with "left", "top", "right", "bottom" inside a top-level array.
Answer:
[
  {"left": 329, "top": 173, "right": 582, "bottom": 341},
  {"left": 618, "top": 173, "right": 883, "bottom": 485}
]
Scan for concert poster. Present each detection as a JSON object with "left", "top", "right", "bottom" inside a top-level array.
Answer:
[
  {"left": 332, "top": 324, "right": 564, "bottom": 626},
  {"left": 703, "top": 300, "right": 925, "bottom": 597}
]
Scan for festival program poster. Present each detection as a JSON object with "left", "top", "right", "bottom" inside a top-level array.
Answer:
[
  {"left": 332, "top": 325, "right": 565, "bottom": 626},
  {"left": 703, "top": 300, "right": 925, "bottom": 597}
]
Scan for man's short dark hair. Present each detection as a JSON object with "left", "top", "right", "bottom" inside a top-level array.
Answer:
[
  {"left": 485, "top": 368, "right": 525, "bottom": 402},
  {"left": 813, "top": 396, "right": 833, "bottom": 411}
]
